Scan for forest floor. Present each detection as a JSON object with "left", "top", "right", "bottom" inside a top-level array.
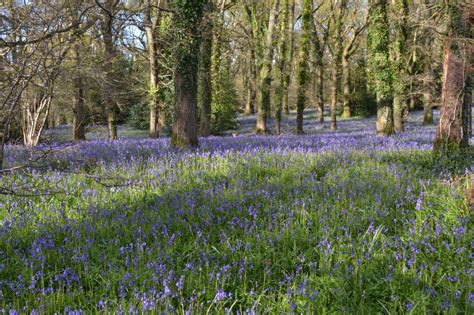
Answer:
[{"left": 1, "top": 109, "right": 473, "bottom": 314}]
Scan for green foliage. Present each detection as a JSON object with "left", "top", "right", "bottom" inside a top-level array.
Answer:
[
  {"left": 211, "top": 65, "right": 239, "bottom": 135},
  {"left": 127, "top": 102, "right": 149, "bottom": 130}
]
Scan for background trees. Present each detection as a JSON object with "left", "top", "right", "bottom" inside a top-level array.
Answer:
[{"left": 0, "top": 0, "right": 471, "bottom": 154}]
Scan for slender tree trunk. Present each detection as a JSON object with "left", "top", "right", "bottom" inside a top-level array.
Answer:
[
  {"left": 145, "top": 1, "right": 162, "bottom": 138},
  {"left": 330, "top": 2, "right": 344, "bottom": 130},
  {"left": 330, "top": 63, "right": 339, "bottom": 130},
  {"left": 101, "top": 2, "right": 118, "bottom": 141},
  {"left": 199, "top": 2, "right": 213, "bottom": 137},
  {"left": 283, "top": 0, "right": 295, "bottom": 116},
  {"left": 256, "top": 0, "right": 280, "bottom": 134},
  {"left": 245, "top": 48, "right": 256, "bottom": 115},
  {"left": 341, "top": 54, "right": 351, "bottom": 118},
  {"left": 434, "top": 1, "right": 471, "bottom": 151},
  {"left": 171, "top": 0, "right": 205, "bottom": 148},
  {"left": 72, "top": 75, "right": 86, "bottom": 141},
  {"left": 276, "top": 0, "right": 290, "bottom": 135},
  {"left": 295, "top": 0, "right": 311, "bottom": 134}
]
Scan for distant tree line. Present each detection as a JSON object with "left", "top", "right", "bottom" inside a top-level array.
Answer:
[{"left": 0, "top": 0, "right": 471, "bottom": 163}]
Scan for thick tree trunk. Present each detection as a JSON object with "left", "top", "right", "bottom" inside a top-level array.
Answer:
[
  {"left": 256, "top": 0, "right": 280, "bottom": 134},
  {"left": 393, "top": 95, "right": 404, "bottom": 131},
  {"left": 171, "top": 0, "right": 205, "bottom": 148},
  {"left": 368, "top": 0, "right": 394, "bottom": 136},
  {"left": 376, "top": 96, "right": 394, "bottom": 136},
  {"left": 72, "top": 76, "right": 86, "bottom": 141}
]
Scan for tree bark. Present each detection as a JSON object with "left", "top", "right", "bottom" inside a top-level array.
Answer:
[
  {"left": 276, "top": 0, "right": 291, "bottom": 135},
  {"left": 295, "top": 0, "right": 311, "bottom": 134},
  {"left": 145, "top": 0, "right": 163, "bottom": 138},
  {"left": 256, "top": 0, "right": 280, "bottom": 134},
  {"left": 434, "top": 0, "right": 471, "bottom": 152},
  {"left": 283, "top": 0, "right": 295, "bottom": 116},
  {"left": 330, "top": 1, "right": 345, "bottom": 130},
  {"left": 368, "top": 0, "right": 394, "bottom": 136},
  {"left": 171, "top": 0, "right": 206, "bottom": 148},
  {"left": 341, "top": 53, "right": 351, "bottom": 118},
  {"left": 72, "top": 75, "right": 86, "bottom": 141},
  {"left": 245, "top": 47, "right": 256, "bottom": 115}
]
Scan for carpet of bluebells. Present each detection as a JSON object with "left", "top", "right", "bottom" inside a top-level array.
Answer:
[{"left": 0, "top": 112, "right": 473, "bottom": 314}]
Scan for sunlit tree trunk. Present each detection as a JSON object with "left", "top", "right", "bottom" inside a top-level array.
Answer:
[
  {"left": 145, "top": 0, "right": 163, "bottom": 138},
  {"left": 171, "top": 0, "right": 206, "bottom": 147},
  {"left": 434, "top": 0, "right": 471, "bottom": 152},
  {"left": 276, "top": 0, "right": 290, "bottom": 135}
]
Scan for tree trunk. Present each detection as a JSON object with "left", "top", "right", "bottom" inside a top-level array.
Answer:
[
  {"left": 330, "top": 2, "right": 344, "bottom": 130},
  {"left": 368, "top": 0, "right": 394, "bottom": 136},
  {"left": 376, "top": 96, "right": 394, "bottom": 136},
  {"left": 101, "top": 0, "right": 119, "bottom": 141},
  {"left": 393, "top": 95, "right": 404, "bottom": 131},
  {"left": 256, "top": 0, "right": 280, "bottom": 134},
  {"left": 276, "top": 0, "right": 291, "bottom": 135},
  {"left": 283, "top": 0, "right": 295, "bottom": 116},
  {"left": 392, "top": 0, "right": 409, "bottom": 133},
  {"left": 22, "top": 92, "right": 52, "bottom": 146},
  {"left": 72, "top": 75, "right": 86, "bottom": 141},
  {"left": 330, "top": 63, "right": 338, "bottom": 130},
  {"left": 171, "top": 0, "right": 205, "bottom": 148},
  {"left": 434, "top": 1, "right": 471, "bottom": 152},
  {"left": 145, "top": 2, "right": 161, "bottom": 139},
  {"left": 295, "top": 0, "right": 311, "bottom": 134},
  {"left": 341, "top": 54, "right": 351, "bottom": 118},
  {"left": 245, "top": 47, "right": 256, "bottom": 115}
]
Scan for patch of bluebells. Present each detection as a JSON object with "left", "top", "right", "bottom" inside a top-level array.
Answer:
[{"left": 0, "top": 113, "right": 472, "bottom": 313}]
